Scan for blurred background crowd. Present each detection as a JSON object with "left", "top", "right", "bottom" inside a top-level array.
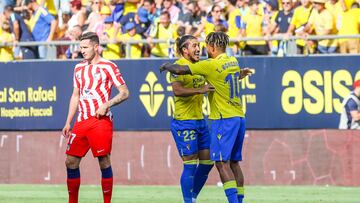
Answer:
[{"left": 0, "top": 0, "right": 359, "bottom": 61}]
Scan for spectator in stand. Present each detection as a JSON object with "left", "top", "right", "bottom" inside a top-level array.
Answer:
[
  {"left": 238, "top": 0, "right": 250, "bottom": 16},
  {"left": 3, "top": 5, "right": 38, "bottom": 59},
  {"left": 66, "top": 25, "right": 83, "bottom": 59},
  {"left": 37, "top": 0, "right": 57, "bottom": 17},
  {"left": 120, "top": 7, "right": 150, "bottom": 36},
  {"left": 120, "top": 22, "right": 143, "bottom": 58},
  {"left": 68, "top": 0, "right": 86, "bottom": 30},
  {"left": 177, "top": 0, "right": 190, "bottom": 21},
  {"left": 204, "top": 5, "right": 228, "bottom": 36},
  {"left": 25, "top": 0, "right": 57, "bottom": 59},
  {"left": 325, "top": 0, "right": 344, "bottom": 24},
  {"left": 162, "top": 0, "right": 180, "bottom": 24},
  {"left": 110, "top": 0, "right": 124, "bottom": 24},
  {"left": 85, "top": 0, "right": 103, "bottom": 32},
  {"left": 123, "top": 0, "right": 140, "bottom": 16},
  {"left": 304, "top": 0, "right": 337, "bottom": 54},
  {"left": 148, "top": 11, "right": 177, "bottom": 57},
  {"left": 57, "top": 10, "right": 71, "bottom": 40},
  {"left": 143, "top": 0, "right": 160, "bottom": 22},
  {"left": 226, "top": 0, "right": 243, "bottom": 56},
  {"left": 0, "top": 20, "right": 14, "bottom": 62},
  {"left": 242, "top": 0, "right": 268, "bottom": 55},
  {"left": 94, "top": 5, "right": 111, "bottom": 37},
  {"left": 178, "top": 1, "right": 206, "bottom": 35},
  {"left": 101, "top": 16, "right": 122, "bottom": 60},
  {"left": 285, "top": 0, "right": 314, "bottom": 54},
  {"left": 266, "top": 0, "right": 294, "bottom": 56},
  {"left": 337, "top": 1, "right": 360, "bottom": 54}
]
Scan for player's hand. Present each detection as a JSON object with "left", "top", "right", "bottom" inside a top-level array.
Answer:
[
  {"left": 95, "top": 103, "right": 109, "bottom": 118},
  {"left": 202, "top": 84, "right": 215, "bottom": 93},
  {"left": 62, "top": 123, "right": 71, "bottom": 138},
  {"left": 160, "top": 62, "right": 171, "bottom": 73},
  {"left": 240, "top": 68, "right": 253, "bottom": 80}
]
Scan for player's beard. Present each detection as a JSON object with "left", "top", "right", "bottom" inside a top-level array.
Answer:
[{"left": 189, "top": 53, "right": 199, "bottom": 63}]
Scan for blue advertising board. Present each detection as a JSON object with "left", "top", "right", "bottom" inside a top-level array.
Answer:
[{"left": 0, "top": 56, "right": 359, "bottom": 130}]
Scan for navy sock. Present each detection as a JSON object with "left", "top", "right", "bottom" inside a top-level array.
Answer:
[
  {"left": 67, "top": 168, "right": 80, "bottom": 179},
  {"left": 101, "top": 166, "right": 113, "bottom": 178},
  {"left": 192, "top": 160, "right": 214, "bottom": 199},
  {"left": 180, "top": 160, "right": 197, "bottom": 203}
]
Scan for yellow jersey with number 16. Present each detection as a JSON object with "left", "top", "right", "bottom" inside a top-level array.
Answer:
[{"left": 188, "top": 53, "right": 244, "bottom": 119}]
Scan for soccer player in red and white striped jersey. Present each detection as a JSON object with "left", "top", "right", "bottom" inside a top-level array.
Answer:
[{"left": 62, "top": 32, "right": 129, "bottom": 203}]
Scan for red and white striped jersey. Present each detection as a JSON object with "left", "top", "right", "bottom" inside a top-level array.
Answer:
[{"left": 73, "top": 58, "right": 126, "bottom": 122}]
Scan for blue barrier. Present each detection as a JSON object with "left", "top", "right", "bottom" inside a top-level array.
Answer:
[{"left": 0, "top": 56, "right": 359, "bottom": 130}]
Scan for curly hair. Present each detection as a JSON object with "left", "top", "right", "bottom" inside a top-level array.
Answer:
[{"left": 205, "top": 31, "right": 229, "bottom": 52}]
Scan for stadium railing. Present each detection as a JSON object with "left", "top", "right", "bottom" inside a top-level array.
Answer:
[{"left": 0, "top": 34, "right": 359, "bottom": 60}]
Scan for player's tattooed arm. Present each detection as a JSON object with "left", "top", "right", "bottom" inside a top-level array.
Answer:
[
  {"left": 160, "top": 63, "right": 192, "bottom": 75},
  {"left": 172, "top": 82, "right": 215, "bottom": 96},
  {"left": 240, "top": 68, "right": 253, "bottom": 80},
  {"left": 95, "top": 84, "right": 129, "bottom": 118},
  {"left": 62, "top": 87, "right": 80, "bottom": 137}
]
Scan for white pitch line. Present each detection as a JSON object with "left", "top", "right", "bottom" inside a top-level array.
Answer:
[
  {"left": 1, "top": 135, "right": 8, "bottom": 147},
  {"left": 140, "top": 144, "right": 145, "bottom": 168},
  {"left": 16, "top": 135, "right": 23, "bottom": 153},
  {"left": 59, "top": 135, "right": 64, "bottom": 148},
  {"left": 127, "top": 162, "right": 131, "bottom": 180},
  {"left": 44, "top": 171, "right": 51, "bottom": 181},
  {"left": 167, "top": 145, "right": 171, "bottom": 168}
]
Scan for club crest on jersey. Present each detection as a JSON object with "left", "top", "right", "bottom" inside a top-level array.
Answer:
[
  {"left": 94, "top": 72, "right": 101, "bottom": 80},
  {"left": 76, "top": 73, "right": 81, "bottom": 80}
]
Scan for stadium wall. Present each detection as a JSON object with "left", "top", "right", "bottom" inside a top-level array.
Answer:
[
  {"left": 1, "top": 56, "right": 360, "bottom": 130},
  {"left": 0, "top": 130, "right": 359, "bottom": 186}
]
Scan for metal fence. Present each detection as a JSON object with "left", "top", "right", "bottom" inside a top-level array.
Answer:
[{"left": 0, "top": 34, "right": 359, "bottom": 60}]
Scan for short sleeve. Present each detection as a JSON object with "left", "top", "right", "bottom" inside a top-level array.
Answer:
[
  {"left": 188, "top": 60, "right": 212, "bottom": 76},
  {"left": 324, "top": 11, "right": 333, "bottom": 30},
  {"left": 290, "top": 9, "right": 298, "bottom": 26},
  {"left": 41, "top": 8, "right": 55, "bottom": 24},
  {"left": 109, "top": 64, "right": 126, "bottom": 87},
  {"left": 308, "top": 11, "right": 315, "bottom": 25},
  {"left": 170, "top": 73, "right": 184, "bottom": 83},
  {"left": 346, "top": 98, "right": 358, "bottom": 112},
  {"left": 73, "top": 69, "right": 80, "bottom": 88}
]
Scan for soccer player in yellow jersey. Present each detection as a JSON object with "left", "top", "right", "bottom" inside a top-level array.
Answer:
[
  {"left": 160, "top": 32, "right": 252, "bottom": 203},
  {"left": 170, "top": 35, "right": 215, "bottom": 203}
]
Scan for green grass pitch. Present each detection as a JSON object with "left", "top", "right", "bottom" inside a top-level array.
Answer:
[{"left": 0, "top": 185, "right": 359, "bottom": 203}]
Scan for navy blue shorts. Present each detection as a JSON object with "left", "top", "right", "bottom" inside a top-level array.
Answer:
[
  {"left": 210, "top": 117, "right": 246, "bottom": 161},
  {"left": 171, "top": 119, "right": 210, "bottom": 157}
]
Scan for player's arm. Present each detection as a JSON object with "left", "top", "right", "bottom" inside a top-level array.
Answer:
[
  {"left": 347, "top": 99, "right": 360, "bottom": 121},
  {"left": 350, "top": 110, "right": 360, "bottom": 121},
  {"left": 240, "top": 68, "right": 253, "bottom": 80},
  {"left": 95, "top": 84, "right": 129, "bottom": 118},
  {"left": 62, "top": 87, "right": 80, "bottom": 138},
  {"left": 172, "top": 82, "right": 215, "bottom": 97},
  {"left": 160, "top": 63, "right": 191, "bottom": 75}
]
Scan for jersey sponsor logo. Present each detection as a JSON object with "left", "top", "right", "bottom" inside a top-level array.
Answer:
[
  {"left": 139, "top": 71, "right": 165, "bottom": 117},
  {"left": 81, "top": 89, "right": 96, "bottom": 99}
]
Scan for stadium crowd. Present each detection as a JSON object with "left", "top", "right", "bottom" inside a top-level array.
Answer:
[{"left": 0, "top": 0, "right": 359, "bottom": 61}]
